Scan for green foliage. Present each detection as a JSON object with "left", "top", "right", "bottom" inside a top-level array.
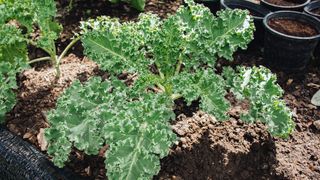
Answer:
[
  {"left": 311, "top": 90, "right": 320, "bottom": 106},
  {"left": 46, "top": 77, "right": 176, "bottom": 179},
  {"left": 223, "top": 66, "right": 294, "bottom": 137},
  {"left": 0, "top": 0, "right": 61, "bottom": 55},
  {"left": 0, "top": 23, "right": 28, "bottom": 122},
  {"left": 0, "top": 0, "right": 61, "bottom": 121},
  {"left": 171, "top": 70, "right": 230, "bottom": 120},
  {"left": 47, "top": 1, "right": 255, "bottom": 178},
  {"left": 109, "top": 0, "right": 146, "bottom": 11},
  {"left": 0, "top": 61, "right": 27, "bottom": 122},
  {"left": 47, "top": 0, "right": 290, "bottom": 179}
]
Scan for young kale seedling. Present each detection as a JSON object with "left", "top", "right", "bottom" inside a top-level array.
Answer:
[
  {"left": 0, "top": 0, "right": 82, "bottom": 121},
  {"left": 0, "top": 0, "right": 81, "bottom": 79}
]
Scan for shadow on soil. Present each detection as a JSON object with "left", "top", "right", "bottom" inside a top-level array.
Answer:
[{"left": 157, "top": 130, "right": 285, "bottom": 180}]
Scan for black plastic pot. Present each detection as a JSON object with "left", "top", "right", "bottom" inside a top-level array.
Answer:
[
  {"left": 261, "top": 0, "right": 311, "bottom": 11},
  {"left": 263, "top": 11, "right": 320, "bottom": 71},
  {"left": 304, "top": 0, "right": 320, "bottom": 19},
  {"left": 220, "top": 0, "right": 271, "bottom": 46},
  {"left": 304, "top": 1, "right": 320, "bottom": 58}
]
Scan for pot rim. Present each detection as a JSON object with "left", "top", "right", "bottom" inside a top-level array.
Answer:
[
  {"left": 261, "top": 0, "right": 311, "bottom": 9},
  {"left": 263, "top": 10, "right": 320, "bottom": 40},
  {"left": 304, "top": 0, "right": 320, "bottom": 18},
  {"left": 220, "top": 0, "right": 270, "bottom": 20}
]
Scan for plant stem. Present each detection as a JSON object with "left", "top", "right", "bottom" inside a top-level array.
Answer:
[
  {"left": 68, "top": 0, "right": 74, "bottom": 11},
  {"left": 175, "top": 57, "right": 183, "bottom": 76},
  {"left": 28, "top": 56, "right": 52, "bottom": 64},
  {"left": 51, "top": 55, "right": 61, "bottom": 79},
  {"left": 58, "top": 36, "right": 81, "bottom": 63},
  {"left": 156, "top": 83, "right": 166, "bottom": 92}
]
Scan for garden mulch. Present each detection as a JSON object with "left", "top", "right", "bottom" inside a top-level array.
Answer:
[{"left": 4, "top": 0, "right": 320, "bottom": 179}]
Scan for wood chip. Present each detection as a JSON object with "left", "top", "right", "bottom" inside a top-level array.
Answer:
[{"left": 37, "top": 128, "right": 48, "bottom": 151}]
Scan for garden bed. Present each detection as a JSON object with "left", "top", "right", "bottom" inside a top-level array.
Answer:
[{"left": 2, "top": 0, "right": 320, "bottom": 179}]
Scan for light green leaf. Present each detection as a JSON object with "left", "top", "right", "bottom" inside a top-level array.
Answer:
[
  {"left": 223, "top": 66, "right": 294, "bottom": 137},
  {"left": 171, "top": 70, "right": 230, "bottom": 120},
  {"left": 311, "top": 90, "right": 320, "bottom": 106}
]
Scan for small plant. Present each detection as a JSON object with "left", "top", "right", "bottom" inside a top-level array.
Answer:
[
  {"left": 45, "top": 0, "right": 293, "bottom": 179},
  {"left": 0, "top": 0, "right": 80, "bottom": 79},
  {"left": 0, "top": 0, "right": 81, "bottom": 120}
]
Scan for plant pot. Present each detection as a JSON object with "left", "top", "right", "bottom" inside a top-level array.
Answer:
[
  {"left": 304, "top": 0, "right": 320, "bottom": 19},
  {"left": 304, "top": 0, "right": 320, "bottom": 58},
  {"left": 261, "top": 0, "right": 311, "bottom": 11},
  {"left": 263, "top": 11, "right": 320, "bottom": 71},
  {"left": 220, "top": 0, "right": 271, "bottom": 46}
]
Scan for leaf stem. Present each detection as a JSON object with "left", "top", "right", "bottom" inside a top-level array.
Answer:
[
  {"left": 58, "top": 36, "right": 81, "bottom": 63},
  {"left": 28, "top": 56, "right": 52, "bottom": 64},
  {"left": 51, "top": 55, "right": 61, "bottom": 79},
  {"left": 175, "top": 57, "right": 183, "bottom": 76},
  {"left": 156, "top": 83, "right": 166, "bottom": 92},
  {"left": 68, "top": 0, "right": 74, "bottom": 11}
]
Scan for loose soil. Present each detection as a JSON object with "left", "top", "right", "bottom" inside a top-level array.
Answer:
[
  {"left": 3, "top": 0, "right": 320, "bottom": 180},
  {"left": 6, "top": 54, "right": 98, "bottom": 145},
  {"left": 311, "top": 8, "right": 320, "bottom": 15},
  {"left": 268, "top": 18, "right": 318, "bottom": 37},
  {"left": 265, "top": 0, "right": 306, "bottom": 6}
]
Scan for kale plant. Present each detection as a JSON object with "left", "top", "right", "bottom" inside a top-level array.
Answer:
[
  {"left": 0, "top": 0, "right": 81, "bottom": 120},
  {"left": 0, "top": 0, "right": 80, "bottom": 79},
  {"left": 45, "top": 0, "right": 293, "bottom": 179}
]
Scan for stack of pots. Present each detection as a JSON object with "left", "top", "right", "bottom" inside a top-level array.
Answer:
[{"left": 197, "top": 0, "right": 320, "bottom": 71}]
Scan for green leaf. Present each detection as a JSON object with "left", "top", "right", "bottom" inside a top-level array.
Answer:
[
  {"left": 223, "top": 66, "right": 294, "bottom": 137},
  {"left": 46, "top": 77, "right": 114, "bottom": 164},
  {"left": 0, "top": 0, "right": 61, "bottom": 55},
  {"left": 171, "top": 70, "right": 230, "bottom": 120},
  {"left": 0, "top": 60, "right": 27, "bottom": 122},
  {"left": 0, "top": 24, "right": 28, "bottom": 64},
  {"left": 311, "top": 90, "right": 320, "bottom": 106},
  {"left": 81, "top": 14, "right": 158, "bottom": 74},
  {"left": 108, "top": 0, "right": 146, "bottom": 11},
  {"left": 103, "top": 94, "right": 176, "bottom": 179},
  {"left": 0, "top": 24, "right": 28, "bottom": 122},
  {"left": 175, "top": 4, "right": 254, "bottom": 69},
  {"left": 46, "top": 77, "right": 176, "bottom": 178},
  {"left": 129, "top": 0, "right": 145, "bottom": 11}
]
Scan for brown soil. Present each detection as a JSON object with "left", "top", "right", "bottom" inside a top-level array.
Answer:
[
  {"left": 3, "top": 0, "right": 320, "bottom": 180},
  {"left": 311, "top": 8, "right": 320, "bottom": 15},
  {"left": 268, "top": 18, "right": 318, "bottom": 37},
  {"left": 157, "top": 113, "right": 280, "bottom": 179},
  {"left": 265, "top": 0, "right": 306, "bottom": 6},
  {"left": 6, "top": 54, "right": 98, "bottom": 145}
]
